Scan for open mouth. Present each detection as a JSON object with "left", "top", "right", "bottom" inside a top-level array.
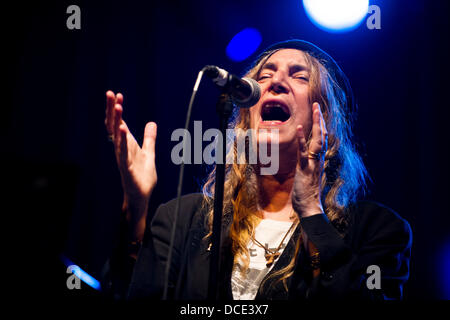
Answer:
[{"left": 261, "top": 102, "right": 291, "bottom": 123}]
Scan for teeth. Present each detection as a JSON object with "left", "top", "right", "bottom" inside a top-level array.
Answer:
[
  {"left": 262, "top": 103, "right": 290, "bottom": 115},
  {"left": 264, "top": 103, "right": 283, "bottom": 108}
]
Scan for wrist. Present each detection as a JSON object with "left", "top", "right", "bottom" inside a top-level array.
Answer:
[
  {"left": 123, "top": 193, "right": 149, "bottom": 216},
  {"left": 122, "top": 195, "right": 149, "bottom": 242}
]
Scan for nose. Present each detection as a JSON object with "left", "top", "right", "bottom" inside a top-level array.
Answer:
[{"left": 269, "top": 72, "right": 288, "bottom": 94}]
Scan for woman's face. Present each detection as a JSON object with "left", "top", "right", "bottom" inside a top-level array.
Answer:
[{"left": 249, "top": 49, "right": 313, "bottom": 151}]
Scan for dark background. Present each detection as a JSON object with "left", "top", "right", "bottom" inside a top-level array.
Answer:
[{"left": 4, "top": 0, "right": 450, "bottom": 302}]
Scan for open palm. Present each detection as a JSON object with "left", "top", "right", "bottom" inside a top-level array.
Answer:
[{"left": 105, "top": 91, "right": 157, "bottom": 218}]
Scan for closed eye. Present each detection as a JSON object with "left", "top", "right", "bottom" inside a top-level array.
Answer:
[{"left": 257, "top": 74, "right": 273, "bottom": 81}]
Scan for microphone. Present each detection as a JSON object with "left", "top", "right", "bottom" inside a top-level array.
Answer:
[{"left": 203, "top": 65, "right": 261, "bottom": 108}]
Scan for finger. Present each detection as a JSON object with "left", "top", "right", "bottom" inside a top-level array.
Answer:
[
  {"left": 105, "top": 90, "right": 116, "bottom": 134},
  {"left": 116, "top": 92, "right": 124, "bottom": 105},
  {"left": 142, "top": 122, "right": 157, "bottom": 157},
  {"left": 113, "top": 103, "right": 124, "bottom": 148},
  {"left": 320, "top": 108, "right": 328, "bottom": 151},
  {"left": 297, "top": 125, "right": 308, "bottom": 169},
  {"left": 309, "top": 103, "right": 325, "bottom": 154},
  {"left": 118, "top": 122, "right": 129, "bottom": 168}
]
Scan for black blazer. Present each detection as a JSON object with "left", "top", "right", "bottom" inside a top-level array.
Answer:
[{"left": 126, "top": 193, "right": 412, "bottom": 300}]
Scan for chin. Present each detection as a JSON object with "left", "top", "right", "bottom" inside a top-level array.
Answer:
[
  {"left": 257, "top": 132, "right": 297, "bottom": 151},
  {"left": 256, "top": 129, "right": 280, "bottom": 146}
]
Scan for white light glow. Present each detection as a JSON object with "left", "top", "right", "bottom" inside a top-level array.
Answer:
[{"left": 303, "top": 0, "right": 369, "bottom": 32}]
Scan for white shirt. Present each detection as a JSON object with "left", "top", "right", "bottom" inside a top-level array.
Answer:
[{"left": 231, "top": 219, "right": 295, "bottom": 300}]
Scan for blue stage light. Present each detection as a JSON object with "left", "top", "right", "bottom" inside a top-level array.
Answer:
[
  {"left": 61, "top": 255, "right": 101, "bottom": 290},
  {"left": 226, "top": 28, "right": 262, "bottom": 62},
  {"left": 303, "top": 0, "right": 369, "bottom": 32}
]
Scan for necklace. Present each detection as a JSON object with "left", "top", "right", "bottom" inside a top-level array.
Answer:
[{"left": 251, "top": 220, "right": 298, "bottom": 268}]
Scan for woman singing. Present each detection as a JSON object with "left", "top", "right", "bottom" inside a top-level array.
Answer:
[{"left": 104, "top": 40, "right": 412, "bottom": 300}]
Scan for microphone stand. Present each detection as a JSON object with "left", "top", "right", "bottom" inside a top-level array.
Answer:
[{"left": 207, "top": 90, "right": 234, "bottom": 300}]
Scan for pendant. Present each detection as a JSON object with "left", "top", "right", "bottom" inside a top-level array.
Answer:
[{"left": 265, "top": 252, "right": 280, "bottom": 268}]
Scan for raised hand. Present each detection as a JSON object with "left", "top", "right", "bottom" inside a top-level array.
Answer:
[
  {"left": 105, "top": 90, "right": 157, "bottom": 239},
  {"left": 292, "top": 102, "right": 328, "bottom": 218}
]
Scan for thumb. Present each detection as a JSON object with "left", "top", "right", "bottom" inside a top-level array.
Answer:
[{"left": 143, "top": 122, "right": 157, "bottom": 154}]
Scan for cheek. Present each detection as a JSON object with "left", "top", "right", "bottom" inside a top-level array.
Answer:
[
  {"left": 248, "top": 105, "right": 261, "bottom": 126},
  {"left": 292, "top": 92, "right": 313, "bottom": 130},
  {"left": 295, "top": 109, "right": 312, "bottom": 129}
]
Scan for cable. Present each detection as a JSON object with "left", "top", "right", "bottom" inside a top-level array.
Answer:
[{"left": 162, "top": 68, "right": 204, "bottom": 300}]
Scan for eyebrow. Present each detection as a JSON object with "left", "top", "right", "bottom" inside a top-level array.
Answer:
[
  {"left": 260, "top": 62, "right": 310, "bottom": 74},
  {"left": 260, "top": 62, "right": 278, "bottom": 72}
]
